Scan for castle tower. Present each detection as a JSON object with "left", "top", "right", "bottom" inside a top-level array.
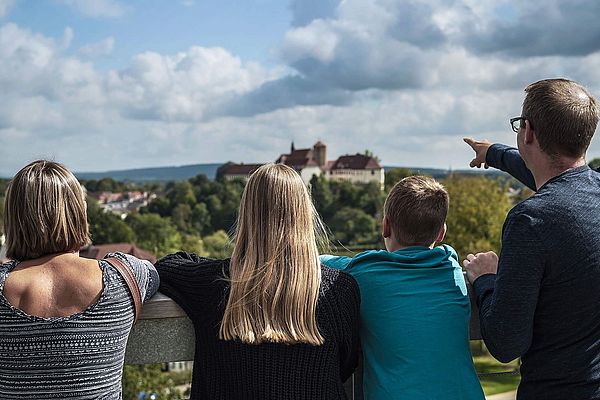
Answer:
[{"left": 313, "top": 141, "right": 327, "bottom": 167}]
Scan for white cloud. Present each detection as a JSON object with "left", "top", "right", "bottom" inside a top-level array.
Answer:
[
  {"left": 60, "top": 0, "right": 127, "bottom": 18},
  {"left": 0, "top": 0, "right": 15, "bottom": 18},
  {"left": 78, "top": 36, "right": 114, "bottom": 58},
  {"left": 3, "top": 0, "right": 600, "bottom": 177}
]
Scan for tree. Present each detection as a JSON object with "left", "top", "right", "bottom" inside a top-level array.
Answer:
[
  {"left": 143, "top": 196, "right": 171, "bottom": 217},
  {"left": 180, "top": 234, "right": 207, "bottom": 256},
  {"left": 171, "top": 204, "right": 192, "bottom": 233},
  {"left": 329, "top": 207, "right": 378, "bottom": 246},
  {"left": 384, "top": 168, "right": 415, "bottom": 191},
  {"left": 168, "top": 181, "right": 196, "bottom": 207},
  {"left": 357, "top": 181, "right": 385, "bottom": 217},
  {"left": 203, "top": 230, "right": 231, "bottom": 258},
  {"left": 191, "top": 203, "right": 211, "bottom": 235},
  {"left": 122, "top": 364, "right": 183, "bottom": 400},
  {"left": 442, "top": 175, "right": 512, "bottom": 258},
  {"left": 126, "top": 213, "right": 181, "bottom": 257},
  {"left": 87, "top": 200, "right": 134, "bottom": 244},
  {"left": 589, "top": 157, "right": 600, "bottom": 171},
  {"left": 310, "top": 175, "right": 334, "bottom": 220}
]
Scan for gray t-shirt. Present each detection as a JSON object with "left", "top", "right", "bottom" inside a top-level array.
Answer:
[{"left": 0, "top": 252, "right": 159, "bottom": 399}]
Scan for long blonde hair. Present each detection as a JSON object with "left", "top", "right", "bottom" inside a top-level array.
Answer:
[{"left": 219, "top": 163, "right": 325, "bottom": 345}]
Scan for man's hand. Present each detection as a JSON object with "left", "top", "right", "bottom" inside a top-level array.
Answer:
[
  {"left": 463, "top": 251, "right": 498, "bottom": 284},
  {"left": 463, "top": 137, "right": 492, "bottom": 169}
]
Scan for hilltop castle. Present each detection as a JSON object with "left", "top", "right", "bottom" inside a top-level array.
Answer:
[{"left": 217, "top": 141, "right": 384, "bottom": 189}]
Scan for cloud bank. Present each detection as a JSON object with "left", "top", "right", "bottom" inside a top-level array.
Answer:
[{"left": 2, "top": 0, "right": 600, "bottom": 176}]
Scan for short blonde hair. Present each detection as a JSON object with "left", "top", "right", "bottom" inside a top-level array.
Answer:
[
  {"left": 384, "top": 176, "right": 448, "bottom": 247},
  {"left": 3, "top": 160, "right": 90, "bottom": 261},
  {"left": 220, "top": 163, "right": 325, "bottom": 345}
]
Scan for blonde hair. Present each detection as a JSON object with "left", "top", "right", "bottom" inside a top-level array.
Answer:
[
  {"left": 219, "top": 163, "right": 325, "bottom": 345},
  {"left": 3, "top": 160, "right": 90, "bottom": 261},
  {"left": 384, "top": 176, "right": 449, "bottom": 247}
]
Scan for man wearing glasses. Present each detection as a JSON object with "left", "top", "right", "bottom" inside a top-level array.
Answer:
[{"left": 462, "top": 78, "right": 600, "bottom": 400}]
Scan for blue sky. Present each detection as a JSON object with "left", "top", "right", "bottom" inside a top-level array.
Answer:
[{"left": 1, "top": 0, "right": 600, "bottom": 176}]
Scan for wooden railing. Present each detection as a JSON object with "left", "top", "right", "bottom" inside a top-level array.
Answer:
[{"left": 125, "top": 282, "right": 487, "bottom": 399}]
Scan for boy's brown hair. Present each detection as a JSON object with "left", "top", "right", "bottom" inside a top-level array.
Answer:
[{"left": 384, "top": 176, "right": 449, "bottom": 247}]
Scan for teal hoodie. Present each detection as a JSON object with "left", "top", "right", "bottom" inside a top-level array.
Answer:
[{"left": 321, "top": 245, "right": 484, "bottom": 400}]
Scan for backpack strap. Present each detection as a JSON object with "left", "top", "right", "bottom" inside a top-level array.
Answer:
[{"left": 104, "top": 257, "right": 142, "bottom": 323}]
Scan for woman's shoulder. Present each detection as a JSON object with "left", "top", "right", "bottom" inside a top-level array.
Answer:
[
  {"left": 320, "top": 265, "right": 360, "bottom": 300},
  {"left": 102, "top": 252, "right": 159, "bottom": 302},
  {"left": 155, "top": 252, "right": 228, "bottom": 278}
]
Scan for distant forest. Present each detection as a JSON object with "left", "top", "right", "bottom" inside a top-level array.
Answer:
[{"left": 71, "top": 168, "right": 527, "bottom": 261}]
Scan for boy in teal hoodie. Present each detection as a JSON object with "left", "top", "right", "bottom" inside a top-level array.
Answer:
[{"left": 321, "top": 176, "right": 484, "bottom": 400}]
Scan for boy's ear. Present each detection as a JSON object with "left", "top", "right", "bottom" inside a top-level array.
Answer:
[
  {"left": 435, "top": 223, "right": 447, "bottom": 243},
  {"left": 382, "top": 216, "right": 391, "bottom": 238},
  {"left": 524, "top": 119, "right": 536, "bottom": 145}
]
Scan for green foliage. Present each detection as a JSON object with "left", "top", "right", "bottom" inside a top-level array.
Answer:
[
  {"left": 122, "top": 364, "right": 184, "bottom": 400},
  {"left": 203, "top": 230, "right": 232, "bottom": 258},
  {"left": 167, "top": 181, "right": 196, "bottom": 207},
  {"left": 588, "top": 157, "right": 600, "bottom": 171},
  {"left": 310, "top": 175, "right": 334, "bottom": 220},
  {"left": 171, "top": 204, "right": 192, "bottom": 233},
  {"left": 180, "top": 234, "right": 206, "bottom": 256},
  {"left": 329, "top": 207, "right": 378, "bottom": 245},
  {"left": 191, "top": 203, "right": 211, "bottom": 235},
  {"left": 309, "top": 176, "right": 384, "bottom": 246},
  {"left": 144, "top": 196, "right": 171, "bottom": 217},
  {"left": 87, "top": 199, "right": 134, "bottom": 244},
  {"left": 384, "top": 168, "right": 415, "bottom": 191},
  {"left": 82, "top": 177, "right": 129, "bottom": 193},
  {"left": 126, "top": 213, "right": 181, "bottom": 258},
  {"left": 357, "top": 181, "right": 385, "bottom": 216},
  {"left": 442, "top": 175, "right": 512, "bottom": 258},
  {"left": 473, "top": 355, "right": 520, "bottom": 396}
]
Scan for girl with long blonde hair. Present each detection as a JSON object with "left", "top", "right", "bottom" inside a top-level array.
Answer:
[{"left": 156, "top": 163, "right": 360, "bottom": 399}]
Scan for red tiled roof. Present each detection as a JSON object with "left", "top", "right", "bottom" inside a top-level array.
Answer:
[
  {"left": 276, "top": 148, "right": 315, "bottom": 169},
  {"left": 80, "top": 243, "right": 157, "bottom": 263},
  {"left": 331, "top": 154, "right": 382, "bottom": 170}
]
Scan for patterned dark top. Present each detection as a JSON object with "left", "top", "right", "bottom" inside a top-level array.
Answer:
[
  {"left": 0, "top": 252, "right": 159, "bottom": 399},
  {"left": 156, "top": 252, "right": 361, "bottom": 400}
]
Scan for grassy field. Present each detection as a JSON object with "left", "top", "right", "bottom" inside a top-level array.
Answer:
[{"left": 473, "top": 355, "right": 520, "bottom": 396}]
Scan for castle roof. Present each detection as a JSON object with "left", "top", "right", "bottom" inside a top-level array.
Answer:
[
  {"left": 276, "top": 148, "right": 318, "bottom": 170},
  {"left": 330, "top": 154, "right": 382, "bottom": 170}
]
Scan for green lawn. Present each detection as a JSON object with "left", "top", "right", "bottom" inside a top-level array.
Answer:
[{"left": 473, "top": 355, "right": 520, "bottom": 396}]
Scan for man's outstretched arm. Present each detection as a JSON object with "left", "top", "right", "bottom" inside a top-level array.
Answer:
[{"left": 464, "top": 138, "right": 536, "bottom": 191}]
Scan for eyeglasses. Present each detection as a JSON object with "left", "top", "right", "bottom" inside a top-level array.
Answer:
[{"left": 509, "top": 116, "right": 526, "bottom": 133}]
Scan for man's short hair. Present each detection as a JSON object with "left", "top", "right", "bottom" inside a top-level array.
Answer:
[
  {"left": 384, "top": 176, "right": 449, "bottom": 247},
  {"left": 3, "top": 160, "right": 90, "bottom": 261},
  {"left": 523, "top": 78, "right": 599, "bottom": 158}
]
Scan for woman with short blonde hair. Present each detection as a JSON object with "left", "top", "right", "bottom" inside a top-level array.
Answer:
[
  {"left": 3, "top": 160, "right": 90, "bottom": 260},
  {"left": 157, "top": 163, "right": 360, "bottom": 399},
  {"left": 0, "top": 160, "right": 159, "bottom": 398}
]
